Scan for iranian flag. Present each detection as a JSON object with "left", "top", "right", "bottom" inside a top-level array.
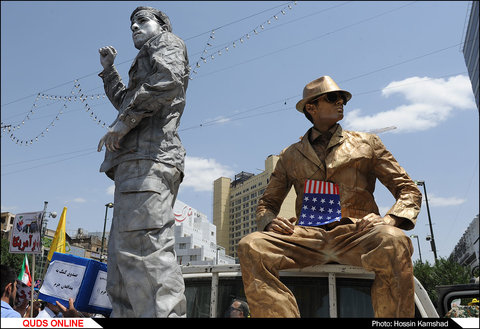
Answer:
[{"left": 18, "top": 255, "right": 32, "bottom": 287}]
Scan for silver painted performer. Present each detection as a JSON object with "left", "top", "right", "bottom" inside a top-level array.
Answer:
[{"left": 97, "top": 6, "right": 189, "bottom": 317}]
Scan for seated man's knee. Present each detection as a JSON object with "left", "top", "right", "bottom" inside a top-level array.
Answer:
[
  {"left": 373, "top": 225, "right": 413, "bottom": 253},
  {"left": 238, "top": 232, "right": 264, "bottom": 260},
  {"left": 376, "top": 224, "right": 402, "bottom": 235}
]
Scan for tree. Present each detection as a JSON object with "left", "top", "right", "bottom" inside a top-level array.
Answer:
[
  {"left": 1, "top": 238, "right": 25, "bottom": 272},
  {"left": 413, "top": 257, "right": 473, "bottom": 306}
]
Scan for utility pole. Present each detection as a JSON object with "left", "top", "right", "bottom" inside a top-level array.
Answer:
[
  {"left": 415, "top": 180, "right": 438, "bottom": 262},
  {"left": 409, "top": 235, "right": 423, "bottom": 263},
  {"left": 101, "top": 202, "right": 114, "bottom": 262}
]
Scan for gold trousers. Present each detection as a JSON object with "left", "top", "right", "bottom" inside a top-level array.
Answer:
[{"left": 238, "top": 222, "right": 414, "bottom": 318}]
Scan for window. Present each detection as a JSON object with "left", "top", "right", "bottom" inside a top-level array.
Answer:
[
  {"left": 184, "top": 275, "right": 376, "bottom": 318},
  {"left": 336, "top": 278, "right": 374, "bottom": 317},
  {"left": 184, "top": 279, "right": 211, "bottom": 317}
]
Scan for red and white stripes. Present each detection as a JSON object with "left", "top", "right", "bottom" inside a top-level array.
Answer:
[{"left": 303, "top": 179, "right": 339, "bottom": 194}]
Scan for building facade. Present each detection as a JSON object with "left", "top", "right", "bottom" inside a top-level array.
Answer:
[
  {"left": 0, "top": 212, "right": 15, "bottom": 240},
  {"left": 450, "top": 214, "right": 479, "bottom": 270},
  {"left": 70, "top": 229, "right": 104, "bottom": 262},
  {"left": 174, "top": 199, "right": 234, "bottom": 265},
  {"left": 463, "top": 0, "right": 479, "bottom": 109},
  {"left": 213, "top": 154, "right": 296, "bottom": 258}
]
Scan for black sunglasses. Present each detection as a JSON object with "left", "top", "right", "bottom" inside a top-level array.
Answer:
[{"left": 313, "top": 92, "right": 348, "bottom": 105}]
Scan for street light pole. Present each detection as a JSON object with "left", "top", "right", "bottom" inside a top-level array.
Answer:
[
  {"left": 414, "top": 180, "right": 438, "bottom": 262},
  {"left": 38, "top": 202, "right": 57, "bottom": 278},
  {"left": 409, "top": 235, "right": 423, "bottom": 263},
  {"left": 37, "top": 202, "right": 57, "bottom": 296},
  {"left": 101, "top": 202, "right": 114, "bottom": 262}
]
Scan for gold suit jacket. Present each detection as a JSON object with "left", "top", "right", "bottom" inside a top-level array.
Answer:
[{"left": 257, "top": 125, "right": 422, "bottom": 231}]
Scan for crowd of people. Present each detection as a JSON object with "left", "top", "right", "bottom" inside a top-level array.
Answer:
[
  {"left": 3, "top": 262, "right": 254, "bottom": 319},
  {"left": 1, "top": 264, "right": 90, "bottom": 318}
]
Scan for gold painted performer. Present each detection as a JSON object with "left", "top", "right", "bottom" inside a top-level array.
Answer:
[{"left": 238, "top": 76, "right": 422, "bottom": 318}]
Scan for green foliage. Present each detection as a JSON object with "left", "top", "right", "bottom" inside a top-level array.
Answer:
[
  {"left": 42, "top": 236, "right": 52, "bottom": 248},
  {"left": 413, "top": 257, "right": 473, "bottom": 305},
  {"left": 1, "top": 238, "right": 29, "bottom": 273}
]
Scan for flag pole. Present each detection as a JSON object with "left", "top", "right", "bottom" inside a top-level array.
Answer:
[
  {"left": 39, "top": 207, "right": 67, "bottom": 292},
  {"left": 32, "top": 201, "right": 49, "bottom": 316},
  {"left": 39, "top": 250, "right": 49, "bottom": 292},
  {"left": 37, "top": 202, "right": 49, "bottom": 295},
  {"left": 30, "top": 255, "right": 35, "bottom": 317}
]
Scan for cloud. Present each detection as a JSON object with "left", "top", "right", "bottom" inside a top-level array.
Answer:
[
  {"left": 425, "top": 193, "right": 466, "bottom": 207},
  {"left": 344, "top": 75, "right": 476, "bottom": 133},
  {"left": 378, "top": 193, "right": 466, "bottom": 215},
  {"left": 182, "top": 156, "right": 235, "bottom": 192},
  {"left": 63, "top": 197, "right": 87, "bottom": 204},
  {"left": 1, "top": 205, "right": 18, "bottom": 213},
  {"left": 103, "top": 156, "right": 233, "bottom": 194},
  {"left": 106, "top": 185, "right": 115, "bottom": 196},
  {"left": 200, "top": 116, "right": 231, "bottom": 127}
]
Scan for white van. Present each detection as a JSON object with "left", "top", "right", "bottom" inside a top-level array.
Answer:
[{"left": 181, "top": 264, "right": 439, "bottom": 318}]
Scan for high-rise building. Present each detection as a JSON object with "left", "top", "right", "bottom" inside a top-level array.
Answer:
[
  {"left": 462, "top": 1, "right": 479, "bottom": 109},
  {"left": 450, "top": 214, "right": 479, "bottom": 269},
  {"left": 213, "top": 155, "right": 297, "bottom": 258},
  {"left": 174, "top": 199, "right": 235, "bottom": 265}
]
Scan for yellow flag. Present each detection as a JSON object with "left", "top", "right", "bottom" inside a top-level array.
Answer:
[{"left": 47, "top": 207, "right": 67, "bottom": 261}]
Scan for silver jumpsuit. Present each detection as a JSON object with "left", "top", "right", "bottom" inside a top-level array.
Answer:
[{"left": 99, "top": 30, "right": 189, "bottom": 317}]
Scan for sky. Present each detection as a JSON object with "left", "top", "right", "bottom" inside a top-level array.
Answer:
[{"left": 1, "top": 1, "right": 478, "bottom": 266}]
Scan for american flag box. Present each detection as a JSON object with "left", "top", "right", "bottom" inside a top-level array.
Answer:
[{"left": 298, "top": 180, "right": 342, "bottom": 226}]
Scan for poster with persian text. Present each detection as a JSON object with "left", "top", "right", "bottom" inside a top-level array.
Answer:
[
  {"left": 39, "top": 260, "right": 86, "bottom": 302},
  {"left": 38, "top": 252, "right": 112, "bottom": 315},
  {"left": 9, "top": 211, "right": 43, "bottom": 254},
  {"left": 88, "top": 270, "right": 111, "bottom": 309}
]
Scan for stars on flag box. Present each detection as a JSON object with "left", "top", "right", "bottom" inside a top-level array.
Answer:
[{"left": 298, "top": 180, "right": 342, "bottom": 227}]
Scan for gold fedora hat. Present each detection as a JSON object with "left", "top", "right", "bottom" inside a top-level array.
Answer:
[{"left": 295, "top": 76, "right": 352, "bottom": 112}]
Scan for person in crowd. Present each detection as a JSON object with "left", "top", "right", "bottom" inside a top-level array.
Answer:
[
  {"left": 1, "top": 265, "right": 28, "bottom": 317},
  {"left": 225, "top": 298, "right": 250, "bottom": 318}
]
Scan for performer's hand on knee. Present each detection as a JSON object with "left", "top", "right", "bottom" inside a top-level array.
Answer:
[
  {"left": 265, "top": 216, "right": 296, "bottom": 235},
  {"left": 359, "top": 213, "right": 402, "bottom": 229}
]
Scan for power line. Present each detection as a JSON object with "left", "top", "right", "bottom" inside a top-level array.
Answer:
[
  {"left": 180, "top": 70, "right": 468, "bottom": 131},
  {"left": 190, "top": 1, "right": 299, "bottom": 78},
  {"left": 2, "top": 45, "right": 466, "bottom": 147},
  {"left": 1, "top": 71, "right": 469, "bottom": 175},
  {"left": 2, "top": 81, "right": 109, "bottom": 146},
  {"left": 354, "top": 71, "right": 468, "bottom": 96},
  {"left": 339, "top": 43, "right": 463, "bottom": 84},
  {"left": 1, "top": 149, "right": 98, "bottom": 176},
  {"left": 183, "top": 1, "right": 296, "bottom": 41},
  {"left": 2, "top": 38, "right": 465, "bottom": 136},
  {"left": 194, "top": 1, "right": 419, "bottom": 79},
  {"left": 0, "top": 2, "right": 297, "bottom": 108},
  {"left": 187, "top": 1, "right": 351, "bottom": 62},
  {"left": 1, "top": 1, "right": 410, "bottom": 106},
  {"left": 1, "top": 2, "right": 466, "bottom": 147}
]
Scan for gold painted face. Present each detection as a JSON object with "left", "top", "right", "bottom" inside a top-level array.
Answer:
[{"left": 306, "top": 92, "right": 346, "bottom": 129}]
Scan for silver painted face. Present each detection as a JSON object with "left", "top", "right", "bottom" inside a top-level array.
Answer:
[{"left": 131, "top": 10, "right": 163, "bottom": 49}]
